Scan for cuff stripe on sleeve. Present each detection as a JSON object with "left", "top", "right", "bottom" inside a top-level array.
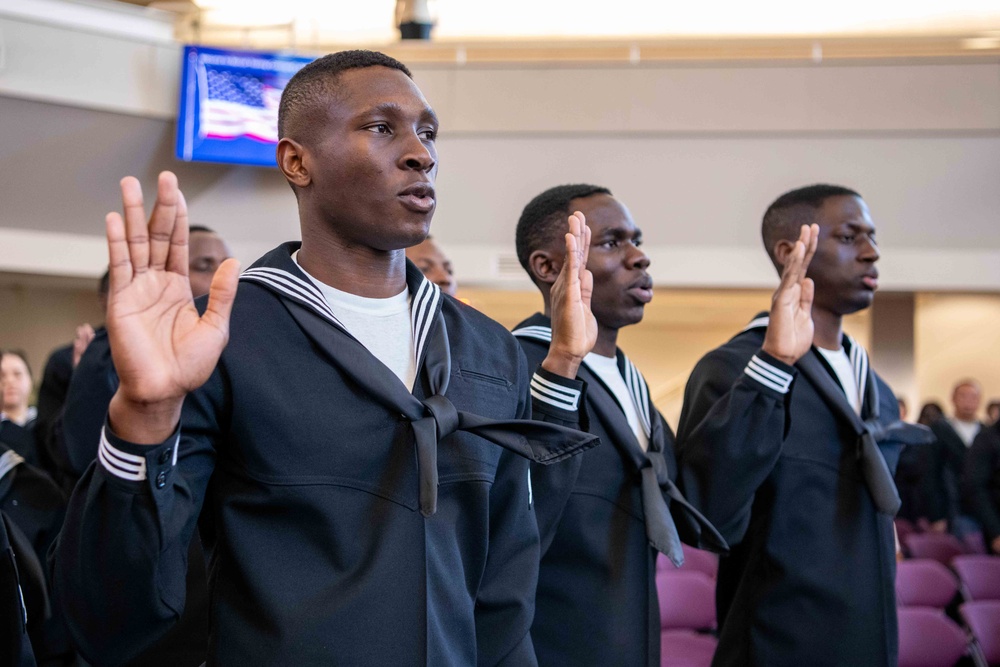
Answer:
[
  {"left": 530, "top": 372, "right": 581, "bottom": 411},
  {"left": 98, "top": 427, "right": 148, "bottom": 482},
  {"left": 744, "top": 354, "right": 793, "bottom": 394}
]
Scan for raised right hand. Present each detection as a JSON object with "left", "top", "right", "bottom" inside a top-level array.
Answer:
[
  {"left": 762, "top": 224, "right": 818, "bottom": 366},
  {"left": 106, "top": 172, "right": 239, "bottom": 444}
]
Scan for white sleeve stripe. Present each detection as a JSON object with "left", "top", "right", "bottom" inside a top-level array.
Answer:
[
  {"left": 747, "top": 355, "right": 793, "bottom": 384},
  {"left": 531, "top": 373, "right": 580, "bottom": 399},
  {"left": 530, "top": 380, "right": 580, "bottom": 406},
  {"left": 531, "top": 386, "right": 580, "bottom": 411},
  {"left": 744, "top": 355, "right": 793, "bottom": 394},
  {"left": 744, "top": 367, "right": 791, "bottom": 394},
  {"left": 98, "top": 427, "right": 148, "bottom": 481},
  {"left": 98, "top": 447, "right": 146, "bottom": 481}
]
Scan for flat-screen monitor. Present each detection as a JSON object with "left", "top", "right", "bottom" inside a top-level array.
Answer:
[{"left": 176, "top": 45, "right": 314, "bottom": 167}]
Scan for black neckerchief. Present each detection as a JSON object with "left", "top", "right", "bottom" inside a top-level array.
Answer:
[{"left": 242, "top": 244, "right": 598, "bottom": 516}]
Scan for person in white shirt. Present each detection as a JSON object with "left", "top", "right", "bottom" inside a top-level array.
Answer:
[{"left": 924, "top": 379, "right": 985, "bottom": 535}]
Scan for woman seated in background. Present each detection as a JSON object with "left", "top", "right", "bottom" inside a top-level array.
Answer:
[{"left": 1, "top": 350, "right": 39, "bottom": 467}]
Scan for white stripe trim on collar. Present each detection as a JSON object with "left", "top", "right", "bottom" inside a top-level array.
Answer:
[
  {"left": 410, "top": 277, "right": 441, "bottom": 367},
  {"left": 241, "top": 268, "right": 343, "bottom": 328},
  {"left": 512, "top": 326, "right": 553, "bottom": 343},
  {"left": 847, "top": 335, "right": 869, "bottom": 409},
  {"left": 0, "top": 449, "right": 24, "bottom": 481},
  {"left": 743, "top": 316, "right": 770, "bottom": 331}
]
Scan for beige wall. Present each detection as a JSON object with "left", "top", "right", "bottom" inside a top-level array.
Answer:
[
  {"left": 0, "top": 278, "right": 104, "bottom": 395},
  {"left": 915, "top": 293, "right": 1000, "bottom": 419}
]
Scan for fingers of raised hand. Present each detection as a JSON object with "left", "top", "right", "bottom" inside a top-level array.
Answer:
[
  {"left": 165, "top": 190, "right": 190, "bottom": 276},
  {"left": 200, "top": 257, "right": 241, "bottom": 336},
  {"left": 579, "top": 215, "right": 591, "bottom": 273},
  {"left": 799, "top": 277, "right": 815, "bottom": 310},
  {"left": 106, "top": 211, "right": 133, "bottom": 289},
  {"left": 120, "top": 176, "right": 150, "bottom": 273},
  {"left": 802, "top": 223, "right": 819, "bottom": 269},
  {"left": 148, "top": 172, "right": 181, "bottom": 271}
]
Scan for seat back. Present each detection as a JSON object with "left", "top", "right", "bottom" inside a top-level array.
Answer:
[
  {"left": 959, "top": 601, "right": 1000, "bottom": 665},
  {"left": 657, "top": 570, "right": 716, "bottom": 631},
  {"left": 897, "top": 606, "right": 968, "bottom": 667},
  {"left": 952, "top": 555, "right": 1000, "bottom": 601},
  {"left": 896, "top": 559, "right": 959, "bottom": 608},
  {"left": 905, "top": 532, "right": 966, "bottom": 565}
]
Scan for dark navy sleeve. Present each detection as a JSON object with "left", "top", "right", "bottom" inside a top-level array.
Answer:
[
  {"left": 524, "top": 362, "right": 589, "bottom": 557},
  {"left": 474, "top": 350, "right": 572, "bottom": 667},
  {"left": 50, "top": 369, "right": 221, "bottom": 665},
  {"left": 511, "top": 338, "right": 590, "bottom": 557},
  {"left": 676, "top": 346, "right": 795, "bottom": 546}
]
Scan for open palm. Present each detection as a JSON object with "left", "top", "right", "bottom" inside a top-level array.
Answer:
[
  {"left": 548, "top": 212, "right": 598, "bottom": 367},
  {"left": 762, "top": 224, "right": 819, "bottom": 365},
  {"left": 106, "top": 172, "right": 239, "bottom": 442}
]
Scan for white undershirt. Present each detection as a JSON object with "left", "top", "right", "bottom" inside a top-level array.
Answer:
[
  {"left": 949, "top": 418, "right": 981, "bottom": 448},
  {"left": 583, "top": 352, "right": 650, "bottom": 452},
  {"left": 295, "top": 254, "right": 417, "bottom": 390},
  {"left": 817, "top": 346, "right": 861, "bottom": 415}
]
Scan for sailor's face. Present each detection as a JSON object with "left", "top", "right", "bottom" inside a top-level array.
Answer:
[
  {"left": 808, "top": 195, "right": 880, "bottom": 316},
  {"left": 306, "top": 66, "right": 439, "bottom": 251},
  {"left": 572, "top": 194, "right": 652, "bottom": 330}
]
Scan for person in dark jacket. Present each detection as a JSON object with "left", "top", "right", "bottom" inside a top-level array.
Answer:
[
  {"left": 32, "top": 273, "right": 107, "bottom": 490},
  {"left": 677, "top": 184, "right": 930, "bottom": 666},
  {"left": 921, "top": 379, "right": 985, "bottom": 537},
  {"left": 511, "top": 183, "right": 728, "bottom": 666},
  {"left": 962, "top": 420, "right": 1000, "bottom": 554},
  {"left": 51, "top": 50, "right": 597, "bottom": 666}
]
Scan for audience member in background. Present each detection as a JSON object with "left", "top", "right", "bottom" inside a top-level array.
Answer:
[
  {"left": 405, "top": 234, "right": 457, "bottom": 296},
  {"left": 677, "top": 184, "right": 931, "bottom": 666},
  {"left": 0, "top": 351, "right": 74, "bottom": 664},
  {"left": 917, "top": 401, "right": 944, "bottom": 427},
  {"left": 962, "top": 418, "right": 1000, "bottom": 554},
  {"left": 51, "top": 225, "right": 231, "bottom": 667},
  {"left": 511, "top": 184, "right": 726, "bottom": 666},
  {"left": 1, "top": 351, "right": 39, "bottom": 468},
  {"left": 897, "top": 400, "right": 945, "bottom": 523},
  {"left": 33, "top": 272, "right": 108, "bottom": 489},
  {"left": 986, "top": 399, "right": 1000, "bottom": 426},
  {"left": 922, "top": 379, "right": 984, "bottom": 537}
]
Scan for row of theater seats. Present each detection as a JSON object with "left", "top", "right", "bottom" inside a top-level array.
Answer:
[
  {"left": 654, "top": 538, "right": 1000, "bottom": 667},
  {"left": 895, "top": 522, "right": 1000, "bottom": 667}
]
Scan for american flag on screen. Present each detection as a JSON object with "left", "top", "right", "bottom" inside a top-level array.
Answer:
[{"left": 199, "top": 65, "right": 281, "bottom": 143}]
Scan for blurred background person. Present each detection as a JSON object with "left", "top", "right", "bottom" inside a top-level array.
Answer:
[
  {"left": 922, "top": 379, "right": 984, "bottom": 538},
  {"left": 1, "top": 350, "right": 39, "bottom": 468},
  {"left": 33, "top": 272, "right": 108, "bottom": 489},
  {"left": 962, "top": 417, "right": 1000, "bottom": 554},
  {"left": 986, "top": 399, "right": 1000, "bottom": 426},
  {"left": 406, "top": 235, "right": 457, "bottom": 297}
]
